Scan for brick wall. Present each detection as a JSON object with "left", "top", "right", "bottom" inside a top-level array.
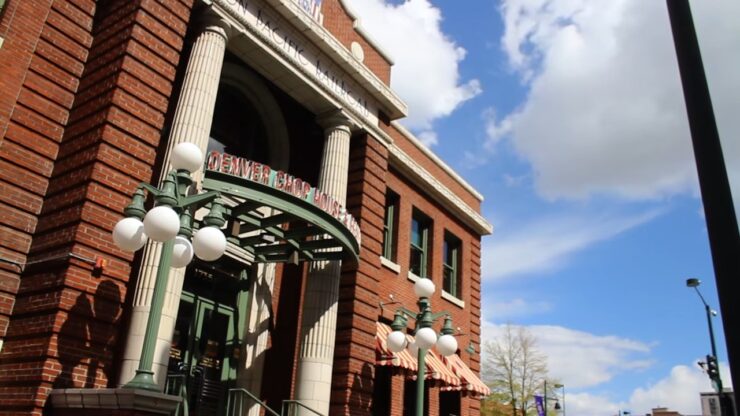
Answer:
[
  {"left": 322, "top": 0, "right": 392, "bottom": 86},
  {"left": 374, "top": 167, "right": 484, "bottom": 416},
  {"left": 331, "top": 128, "right": 484, "bottom": 416},
  {"left": 330, "top": 133, "right": 388, "bottom": 415},
  {"left": 0, "top": 0, "right": 58, "bottom": 369},
  {"left": 383, "top": 120, "right": 483, "bottom": 212},
  {"left": 0, "top": 0, "right": 193, "bottom": 414}
]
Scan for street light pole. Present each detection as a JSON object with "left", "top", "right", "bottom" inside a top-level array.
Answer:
[
  {"left": 538, "top": 380, "right": 562, "bottom": 416},
  {"left": 686, "top": 278, "right": 735, "bottom": 416},
  {"left": 385, "top": 278, "right": 459, "bottom": 416},
  {"left": 687, "top": 279, "right": 723, "bottom": 392},
  {"left": 667, "top": 1, "right": 740, "bottom": 410},
  {"left": 553, "top": 383, "right": 565, "bottom": 416},
  {"left": 544, "top": 380, "right": 548, "bottom": 416},
  {"left": 112, "top": 143, "right": 228, "bottom": 391}
]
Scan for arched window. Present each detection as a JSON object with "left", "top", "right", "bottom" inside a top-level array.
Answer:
[
  {"left": 208, "top": 61, "right": 289, "bottom": 170},
  {"left": 209, "top": 85, "right": 269, "bottom": 164}
]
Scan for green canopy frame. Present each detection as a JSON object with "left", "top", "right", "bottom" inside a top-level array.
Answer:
[{"left": 203, "top": 170, "right": 360, "bottom": 267}]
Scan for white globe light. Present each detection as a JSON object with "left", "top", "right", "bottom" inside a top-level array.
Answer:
[
  {"left": 170, "top": 142, "right": 204, "bottom": 172},
  {"left": 415, "top": 327, "right": 437, "bottom": 350},
  {"left": 143, "top": 206, "right": 180, "bottom": 242},
  {"left": 193, "top": 226, "right": 227, "bottom": 261},
  {"left": 112, "top": 217, "right": 147, "bottom": 251},
  {"left": 387, "top": 331, "right": 408, "bottom": 353},
  {"left": 436, "top": 334, "right": 458, "bottom": 356},
  {"left": 414, "top": 278, "right": 435, "bottom": 298},
  {"left": 171, "top": 236, "right": 194, "bottom": 268},
  {"left": 408, "top": 340, "right": 419, "bottom": 357}
]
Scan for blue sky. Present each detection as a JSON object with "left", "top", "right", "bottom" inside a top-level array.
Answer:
[{"left": 346, "top": 0, "right": 739, "bottom": 414}]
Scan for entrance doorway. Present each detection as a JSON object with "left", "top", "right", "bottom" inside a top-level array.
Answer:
[{"left": 168, "top": 261, "right": 250, "bottom": 416}]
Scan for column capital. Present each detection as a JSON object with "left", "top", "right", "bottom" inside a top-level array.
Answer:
[
  {"left": 316, "top": 110, "right": 354, "bottom": 134},
  {"left": 197, "top": 9, "right": 234, "bottom": 41}
]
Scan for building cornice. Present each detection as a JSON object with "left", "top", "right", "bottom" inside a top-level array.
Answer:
[
  {"left": 207, "top": 0, "right": 397, "bottom": 145},
  {"left": 392, "top": 121, "right": 485, "bottom": 202},
  {"left": 336, "top": 0, "right": 395, "bottom": 65},
  {"left": 258, "top": 0, "right": 407, "bottom": 120},
  {"left": 388, "top": 145, "right": 493, "bottom": 236}
]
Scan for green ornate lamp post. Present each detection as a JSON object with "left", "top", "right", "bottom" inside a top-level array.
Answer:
[
  {"left": 385, "top": 278, "right": 459, "bottom": 416},
  {"left": 112, "top": 142, "right": 228, "bottom": 391}
]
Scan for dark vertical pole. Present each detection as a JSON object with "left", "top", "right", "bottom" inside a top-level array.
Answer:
[{"left": 666, "top": 0, "right": 740, "bottom": 412}]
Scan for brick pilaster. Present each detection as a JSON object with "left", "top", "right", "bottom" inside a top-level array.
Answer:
[
  {"left": 0, "top": 1, "right": 194, "bottom": 413},
  {"left": 330, "top": 133, "right": 388, "bottom": 415}
]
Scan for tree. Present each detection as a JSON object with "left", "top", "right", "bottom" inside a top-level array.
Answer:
[{"left": 482, "top": 324, "right": 549, "bottom": 416}]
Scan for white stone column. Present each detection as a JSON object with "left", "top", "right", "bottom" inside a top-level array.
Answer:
[
  {"left": 237, "top": 262, "right": 276, "bottom": 416},
  {"left": 118, "top": 13, "right": 231, "bottom": 387},
  {"left": 294, "top": 111, "right": 353, "bottom": 415}
]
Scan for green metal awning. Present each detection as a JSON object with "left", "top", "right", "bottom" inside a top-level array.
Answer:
[{"left": 202, "top": 170, "right": 360, "bottom": 267}]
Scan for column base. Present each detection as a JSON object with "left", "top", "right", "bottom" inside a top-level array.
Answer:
[
  {"left": 122, "top": 370, "right": 160, "bottom": 392},
  {"left": 48, "top": 388, "right": 182, "bottom": 416}
]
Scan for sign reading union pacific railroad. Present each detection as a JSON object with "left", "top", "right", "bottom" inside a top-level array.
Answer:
[
  {"left": 216, "top": 0, "right": 379, "bottom": 126},
  {"left": 206, "top": 151, "right": 361, "bottom": 247}
]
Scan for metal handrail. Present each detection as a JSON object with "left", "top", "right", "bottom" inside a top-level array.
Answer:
[
  {"left": 280, "top": 400, "right": 324, "bottom": 416},
  {"left": 227, "top": 388, "right": 280, "bottom": 416},
  {"left": 165, "top": 373, "right": 189, "bottom": 416}
]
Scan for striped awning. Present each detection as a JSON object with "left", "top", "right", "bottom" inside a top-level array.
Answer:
[
  {"left": 424, "top": 350, "right": 460, "bottom": 386},
  {"left": 375, "top": 322, "right": 460, "bottom": 387},
  {"left": 376, "top": 321, "right": 417, "bottom": 371},
  {"left": 441, "top": 353, "right": 491, "bottom": 396}
]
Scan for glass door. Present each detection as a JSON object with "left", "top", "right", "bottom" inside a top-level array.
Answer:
[{"left": 168, "top": 262, "right": 249, "bottom": 416}]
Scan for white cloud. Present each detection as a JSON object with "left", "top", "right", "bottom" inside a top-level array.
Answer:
[
  {"left": 481, "top": 321, "right": 727, "bottom": 416},
  {"left": 561, "top": 392, "right": 625, "bottom": 416},
  {"left": 463, "top": 150, "right": 489, "bottom": 168},
  {"left": 628, "top": 363, "right": 715, "bottom": 415},
  {"left": 416, "top": 130, "right": 438, "bottom": 147},
  {"left": 489, "top": 0, "right": 740, "bottom": 202},
  {"left": 481, "top": 209, "right": 662, "bottom": 280},
  {"left": 347, "top": 0, "right": 482, "bottom": 133},
  {"left": 483, "top": 107, "right": 511, "bottom": 152},
  {"left": 503, "top": 173, "right": 527, "bottom": 188},
  {"left": 486, "top": 297, "right": 552, "bottom": 319},
  {"left": 481, "top": 322, "right": 653, "bottom": 389},
  {"left": 566, "top": 362, "right": 727, "bottom": 416}
]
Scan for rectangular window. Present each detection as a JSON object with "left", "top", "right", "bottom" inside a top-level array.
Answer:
[
  {"left": 442, "top": 232, "right": 461, "bottom": 298},
  {"left": 382, "top": 191, "right": 399, "bottom": 261},
  {"left": 410, "top": 210, "right": 431, "bottom": 278}
]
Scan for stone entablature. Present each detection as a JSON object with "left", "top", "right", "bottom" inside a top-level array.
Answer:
[{"left": 211, "top": 0, "right": 407, "bottom": 122}]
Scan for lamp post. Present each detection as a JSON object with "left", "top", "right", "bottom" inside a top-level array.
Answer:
[
  {"left": 541, "top": 381, "right": 561, "bottom": 416},
  {"left": 112, "top": 142, "right": 228, "bottom": 391},
  {"left": 686, "top": 278, "right": 734, "bottom": 416},
  {"left": 553, "top": 383, "right": 565, "bottom": 416},
  {"left": 686, "top": 278, "right": 720, "bottom": 382},
  {"left": 385, "top": 278, "right": 459, "bottom": 416}
]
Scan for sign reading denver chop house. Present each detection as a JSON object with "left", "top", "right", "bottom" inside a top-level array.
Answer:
[{"left": 206, "top": 151, "right": 361, "bottom": 247}]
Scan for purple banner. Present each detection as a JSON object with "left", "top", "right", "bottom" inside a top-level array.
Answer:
[{"left": 535, "top": 395, "right": 545, "bottom": 416}]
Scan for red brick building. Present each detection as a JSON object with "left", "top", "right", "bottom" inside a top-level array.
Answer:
[{"left": 0, "top": 1, "right": 492, "bottom": 415}]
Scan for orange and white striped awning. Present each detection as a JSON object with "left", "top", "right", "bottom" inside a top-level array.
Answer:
[
  {"left": 442, "top": 353, "right": 491, "bottom": 396},
  {"left": 376, "top": 321, "right": 417, "bottom": 371},
  {"left": 424, "top": 350, "right": 460, "bottom": 386},
  {"left": 375, "top": 322, "right": 461, "bottom": 387}
]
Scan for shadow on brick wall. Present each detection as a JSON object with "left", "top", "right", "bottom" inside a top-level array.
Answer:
[
  {"left": 52, "top": 280, "right": 122, "bottom": 389},
  {"left": 350, "top": 362, "right": 374, "bottom": 412}
]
